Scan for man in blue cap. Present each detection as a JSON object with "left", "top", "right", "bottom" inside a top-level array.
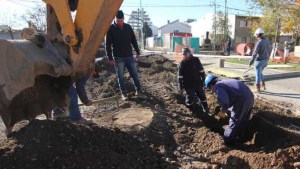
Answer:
[
  {"left": 178, "top": 48, "right": 209, "bottom": 113},
  {"left": 205, "top": 74, "right": 254, "bottom": 145}
]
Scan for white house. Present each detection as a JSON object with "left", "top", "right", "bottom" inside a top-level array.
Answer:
[
  {"left": 189, "top": 13, "right": 235, "bottom": 40},
  {"left": 189, "top": 13, "right": 262, "bottom": 47},
  {"left": 158, "top": 20, "right": 191, "bottom": 37}
]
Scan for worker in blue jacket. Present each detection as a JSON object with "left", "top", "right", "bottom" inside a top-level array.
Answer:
[
  {"left": 178, "top": 48, "right": 209, "bottom": 113},
  {"left": 205, "top": 75, "right": 254, "bottom": 145}
]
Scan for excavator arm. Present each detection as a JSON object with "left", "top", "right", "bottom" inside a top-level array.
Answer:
[
  {"left": 45, "top": 0, "right": 123, "bottom": 75},
  {"left": 0, "top": 0, "right": 123, "bottom": 133}
]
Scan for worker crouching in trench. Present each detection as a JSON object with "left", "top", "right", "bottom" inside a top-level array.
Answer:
[{"left": 205, "top": 75, "right": 254, "bottom": 145}]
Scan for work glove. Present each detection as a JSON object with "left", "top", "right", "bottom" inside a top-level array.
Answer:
[{"left": 216, "top": 111, "right": 227, "bottom": 119}]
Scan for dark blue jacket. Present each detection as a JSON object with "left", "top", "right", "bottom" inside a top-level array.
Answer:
[
  {"left": 251, "top": 38, "right": 271, "bottom": 62},
  {"left": 213, "top": 79, "right": 254, "bottom": 112}
]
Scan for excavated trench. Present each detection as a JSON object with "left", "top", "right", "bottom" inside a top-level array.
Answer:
[{"left": 0, "top": 55, "right": 299, "bottom": 169}]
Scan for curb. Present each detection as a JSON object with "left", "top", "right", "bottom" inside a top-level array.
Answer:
[
  {"left": 207, "top": 67, "right": 254, "bottom": 81},
  {"left": 208, "top": 67, "right": 300, "bottom": 81}
]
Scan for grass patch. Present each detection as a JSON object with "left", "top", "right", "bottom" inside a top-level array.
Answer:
[
  {"left": 278, "top": 64, "right": 300, "bottom": 71},
  {"left": 225, "top": 58, "right": 300, "bottom": 71},
  {"left": 225, "top": 58, "right": 249, "bottom": 65}
]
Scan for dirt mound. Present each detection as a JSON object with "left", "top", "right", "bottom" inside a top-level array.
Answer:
[
  {"left": 0, "top": 120, "right": 168, "bottom": 169},
  {"left": 1, "top": 55, "right": 300, "bottom": 168}
]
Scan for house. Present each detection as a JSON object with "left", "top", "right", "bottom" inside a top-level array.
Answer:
[
  {"left": 158, "top": 20, "right": 191, "bottom": 37},
  {"left": 150, "top": 25, "right": 158, "bottom": 37},
  {"left": 233, "top": 15, "right": 259, "bottom": 45},
  {"left": 189, "top": 14, "right": 261, "bottom": 48}
]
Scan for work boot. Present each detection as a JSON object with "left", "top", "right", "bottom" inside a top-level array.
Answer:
[
  {"left": 135, "top": 90, "right": 146, "bottom": 99},
  {"left": 261, "top": 81, "right": 266, "bottom": 90},
  {"left": 52, "top": 107, "right": 66, "bottom": 120},
  {"left": 135, "top": 90, "right": 140, "bottom": 97},
  {"left": 256, "top": 84, "right": 261, "bottom": 93},
  {"left": 121, "top": 93, "right": 129, "bottom": 101}
]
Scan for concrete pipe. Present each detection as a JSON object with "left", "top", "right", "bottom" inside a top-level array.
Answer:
[{"left": 236, "top": 43, "right": 255, "bottom": 56}]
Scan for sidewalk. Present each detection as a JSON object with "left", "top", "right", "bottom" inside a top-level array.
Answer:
[{"left": 206, "top": 61, "right": 300, "bottom": 116}]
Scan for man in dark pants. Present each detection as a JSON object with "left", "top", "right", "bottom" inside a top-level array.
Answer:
[
  {"left": 205, "top": 75, "right": 254, "bottom": 145},
  {"left": 178, "top": 48, "right": 209, "bottom": 113},
  {"left": 106, "top": 10, "right": 141, "bottom": 101}
]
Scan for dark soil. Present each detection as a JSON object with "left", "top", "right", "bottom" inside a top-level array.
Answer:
[{"left": 0, "top": 55, "right": 300, "bottom": 169}]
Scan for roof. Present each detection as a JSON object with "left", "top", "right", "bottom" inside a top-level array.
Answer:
[
  {"left": 234, "top": 14, "right": 261, "bottom": 19},
  {"left": 158, "top": 20, "right": 191, "bottom": 30}
]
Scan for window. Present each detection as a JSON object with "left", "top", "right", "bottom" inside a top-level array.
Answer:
[{"left": 240, "top": 20, "right": 248, "bottom": 27}]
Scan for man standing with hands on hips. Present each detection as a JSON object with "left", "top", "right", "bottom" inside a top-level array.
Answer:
[{"left": 106, "top": 10, "right": 142, "bottom": 100}]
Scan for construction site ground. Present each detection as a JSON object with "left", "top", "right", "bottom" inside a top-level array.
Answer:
[{"left": 0, "top": 55, "right": 300, "bottom": 169}]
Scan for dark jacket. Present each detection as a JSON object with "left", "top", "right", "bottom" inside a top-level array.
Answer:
[
  {"left": 213, "top": 79, "right": 254, "bottom": 113},
  {"left": 178, "top": 56, "right": 205, "bottom": 90},
  {"left": 251, "top": 38, "right": 271, "bottom": 62},
  {"left": 106, "top": 22, "right": 140, "bottom": 60}
]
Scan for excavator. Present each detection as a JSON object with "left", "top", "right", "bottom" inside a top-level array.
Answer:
[{"left": 0, "top": 0, "right": 123, "bottom": 135}]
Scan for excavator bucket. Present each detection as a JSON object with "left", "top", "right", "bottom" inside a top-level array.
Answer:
[
  {"left": 0, "top": 0, "right": 124, "bottom": 133},
  {"left": 0, "top": 37, "right": 72, "bottom": 129}
]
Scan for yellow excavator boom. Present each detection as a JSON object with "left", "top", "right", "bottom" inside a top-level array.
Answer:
[{"left": 0, "top": 0, "right": 123, "bottom": 134}]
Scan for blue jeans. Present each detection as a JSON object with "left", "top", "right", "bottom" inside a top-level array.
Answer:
[
  {"left": 114, "top": 56, "right": 141, "bottom": 93},
  {"left": 69, "top": 75, "right": 90, "bottom": 121},
  {"left": 254, "top": 60, "right": 268, "bottom": 84}
]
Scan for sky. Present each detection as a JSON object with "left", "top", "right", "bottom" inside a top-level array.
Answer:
[{"left": 0, "top": 0, "right": 260, "bottom": 29}]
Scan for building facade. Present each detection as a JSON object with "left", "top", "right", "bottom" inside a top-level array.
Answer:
[
  {"left": 233, "top": 15, "right": 258, "bottom": 45},
  {"left": 158, "top": 20, "right": 191, "bottom": 37}
]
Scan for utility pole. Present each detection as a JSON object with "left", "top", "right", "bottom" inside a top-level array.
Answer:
[
  {"left": 213, "top": 0, "right": 216, "bottom": 51},
  {"left": 224, "top": 0, "right": 227, "bottom": 39},
  {"left": 275, "top": 17, "right": 281, "bottom": 43},
  {"left": 140, "top": 0, "right": 144, "bottom": 49},
  {"left": 272, "top": 17, "right": 281, "bottom": 59}
]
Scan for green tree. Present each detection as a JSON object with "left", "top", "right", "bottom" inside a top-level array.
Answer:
[
  {"left": 211, "top": 11, "right": 232, "bottom": 49},
  {"left": 247, "top": 0, "right": 300, "bottom": 44},
  {"left": 143, "top": 22, "right": 153, "bottom": 38}
]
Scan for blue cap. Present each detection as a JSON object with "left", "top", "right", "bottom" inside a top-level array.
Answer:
[{"left": 205, "top": 74, "right": 218, "bottom": 87}]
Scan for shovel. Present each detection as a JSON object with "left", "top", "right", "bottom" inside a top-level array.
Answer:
[{"left": 243, "top": 67, "right": 253, "bottom": 74}]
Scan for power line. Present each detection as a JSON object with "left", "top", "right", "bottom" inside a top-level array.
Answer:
[{"left": 123, "top": 4, "right": 212, "bottom": 8}]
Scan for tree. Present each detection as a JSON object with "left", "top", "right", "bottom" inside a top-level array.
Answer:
[
  {"left": 211, "top": 11, "right": 232, "bottom": 49},
  {"left": 143, "top": 22, "right": 153, "bottom": 38},
  {"left": 247, "top": 0, "right": 300, "bottom": 44},
  {"left": 22, "top": 4, "right": 47, "bottom": 32},
  {"left": 0, "top": 13, "right": 20, "bottom": 39}
]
